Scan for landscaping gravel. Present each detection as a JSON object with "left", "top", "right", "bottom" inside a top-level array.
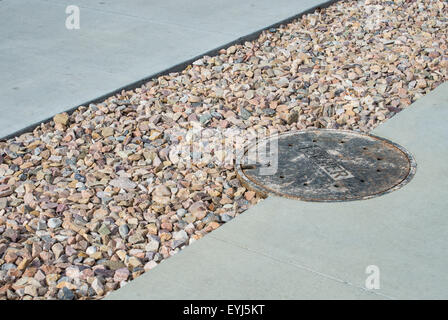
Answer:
[{"left": 0, "top": 0, "right": 446, "bottom": 299}]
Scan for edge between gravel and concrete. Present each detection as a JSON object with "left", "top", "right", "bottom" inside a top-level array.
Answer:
[
  {"left": 1, "top": 0, "right": 340, "bottom": 141},
  {"left": 106, "top": 82, "right": 448, "bottom": 299}
]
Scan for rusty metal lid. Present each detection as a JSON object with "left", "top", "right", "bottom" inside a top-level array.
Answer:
[{"left": 236, "top": 129, "right": 416, "bottom": 202}]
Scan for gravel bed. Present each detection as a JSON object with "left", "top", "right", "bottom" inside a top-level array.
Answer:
[{"left": 0, "top": 0, "right": 446, "bottom": 300}]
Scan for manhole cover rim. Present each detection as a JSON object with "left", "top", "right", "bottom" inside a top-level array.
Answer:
[{"left": 235, "top": 129, "right": 417, "bottom": 202}]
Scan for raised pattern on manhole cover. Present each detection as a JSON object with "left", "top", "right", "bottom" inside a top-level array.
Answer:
[{"left": 236, "top": 129, "right": 416, "bottom": 202}]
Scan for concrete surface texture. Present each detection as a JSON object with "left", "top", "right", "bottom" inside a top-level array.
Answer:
[
  {"left": 0, "top": 0, "right": 328, "bottom": 139},
  {"left": 107, "top": 82, "right": 448, "bottom": 300}
]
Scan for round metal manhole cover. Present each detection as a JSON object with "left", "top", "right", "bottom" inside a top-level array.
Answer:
[{"left": 236, "top": 129, "right": 416, "bottom": 202}]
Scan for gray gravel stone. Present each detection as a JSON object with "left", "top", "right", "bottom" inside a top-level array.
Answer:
[
  {"left": 118, "top": 224, "right": 129, "bottom": 238},
  {"left": 47, "top": 218, "right": 62, "bottom": 229}
]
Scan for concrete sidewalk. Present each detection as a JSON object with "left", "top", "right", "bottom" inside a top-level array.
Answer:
[
  {"left": 0, "top": 0, "right": 330, "bottom": 139},
  {"left": 107, "top": 82, "right": 448, "bottom": 300}
]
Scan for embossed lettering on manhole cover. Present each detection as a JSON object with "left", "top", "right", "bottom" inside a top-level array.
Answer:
[{"left": 236, "top": 129, "right": 416, "bottom": 202}]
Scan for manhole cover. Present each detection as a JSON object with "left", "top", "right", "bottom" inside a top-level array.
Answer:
[{"left": 236, "top": 129, "right": 416, "bottom": 202}]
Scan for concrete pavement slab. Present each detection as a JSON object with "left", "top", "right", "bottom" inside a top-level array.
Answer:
[
  {"left": 1, "top": 0, "right": 332, "bottom": 138},
  {"left": 106, "top": 234, "right": 383, "bottom": 300},
  {"left": 107, "top": 83, "right": 448, "bottom": 300},
  {"left": 43, "top": 0, "right": 325, "bottom": 36}
]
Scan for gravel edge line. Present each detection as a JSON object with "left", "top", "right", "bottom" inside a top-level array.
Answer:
[{"left": 0, "top": 0, "right": 341, "bottom": 142}]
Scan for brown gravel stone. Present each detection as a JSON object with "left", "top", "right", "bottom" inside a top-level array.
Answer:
[
  {"left": 53, "top": 113, "right": 69, "bottom": 126},
  {"left": 189, "top": 201, "right": 208, "bottom": 220}
]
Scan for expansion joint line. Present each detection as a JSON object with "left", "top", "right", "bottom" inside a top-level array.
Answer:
[{"left": 210, "top": 235, "right": 396, "bottom": 300}]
